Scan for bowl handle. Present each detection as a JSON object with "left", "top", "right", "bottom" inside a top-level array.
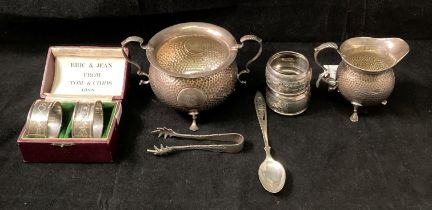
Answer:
[
  {"left": 121, "top": 36, "right": 150, "bottom": 85},
  {"left": 314, "top": 42, "right": 340, "bottom": 90},
  {"left": 236, "top": 35, "right": 263, "bottom": 85}
]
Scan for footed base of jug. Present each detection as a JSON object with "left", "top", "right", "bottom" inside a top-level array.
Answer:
[{"left": 349, "top": 100, "right": 389, "bottom": 122}]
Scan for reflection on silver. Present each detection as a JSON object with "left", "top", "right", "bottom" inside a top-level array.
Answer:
[
  {"left": 121, "top": 22, "right": 263, "bottom": 131},
  {"left": 25, "top": 100, "right": 62, "bottom": 138},
  {"left": 266, "top": 86, "right": 310, "bottom": 116},
  {"left": 71, "top": 100, "right": 103, "bottom": 138},
  {"left": 258, "top": 156, "right": 286, "bottom": 193},
  {"left": 314, "top": 37, "right": 410, "bottom": 122}
]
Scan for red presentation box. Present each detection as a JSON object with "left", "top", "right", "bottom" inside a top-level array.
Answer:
[{"left": 17, "top": 46, "right": 128, "bottom": 162}]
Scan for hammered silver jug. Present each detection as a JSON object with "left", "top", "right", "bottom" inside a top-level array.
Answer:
[
  {"left": 314, "top": 37, "right": 409, "bottom": 122},
  {"left": 121, "top": 22, "right": 262, "bottom": 131}
]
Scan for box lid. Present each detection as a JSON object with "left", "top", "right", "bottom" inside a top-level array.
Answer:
[{"left": 40, "top": 46, "right": 128, "bottom": 101}]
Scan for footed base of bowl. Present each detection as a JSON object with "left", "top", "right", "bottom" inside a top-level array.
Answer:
[{"left": 188, "top": 109, "right": 199, "bottom": 131}]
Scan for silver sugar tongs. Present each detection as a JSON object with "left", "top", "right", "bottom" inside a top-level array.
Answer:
[{"left": 147, "top": 127, "right": 244, "bottom": 156}]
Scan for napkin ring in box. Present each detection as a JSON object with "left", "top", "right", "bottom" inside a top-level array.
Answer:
[
  {"left": 71, "top": 101, "right": 104, "bottom": 138},
  {"left": 25, "top": 100, "right": 62, "bottom": 138}
]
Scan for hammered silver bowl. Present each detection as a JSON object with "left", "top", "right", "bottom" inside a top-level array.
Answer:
[{"left": 121, "top": 22, "right": 262, "bottom": 131}]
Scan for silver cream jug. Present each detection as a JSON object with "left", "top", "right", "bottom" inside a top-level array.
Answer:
[{"left": 314, "top": 37, "right": 409, "bottom": 122}]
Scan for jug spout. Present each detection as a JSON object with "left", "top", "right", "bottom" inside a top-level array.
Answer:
[
  {"left": 339, "top": 37, "right": 410, "bottom": 71},
  {"left": 383, "top": 38, "right": 410, "bottom": 67}
]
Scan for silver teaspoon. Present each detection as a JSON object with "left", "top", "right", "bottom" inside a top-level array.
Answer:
[{"left": 254, "top": 91, "right": 286, "bottom": 193}]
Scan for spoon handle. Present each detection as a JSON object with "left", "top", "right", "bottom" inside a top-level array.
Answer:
[{"left": 254, "top": 91, "right": 271, "bottom": 153}]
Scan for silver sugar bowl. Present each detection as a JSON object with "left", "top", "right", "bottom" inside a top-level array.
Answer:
[
  {"left": 266, "top": 51, "right": 312, "bottom": 115},
  {"left": 121, "top": 22, "right": 262, "bottom": 131},
  {"left": 314, "top": 37, "right": 409, "bottom": 122}
]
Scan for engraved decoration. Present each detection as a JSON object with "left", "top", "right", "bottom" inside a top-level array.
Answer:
[
  {"left": 72, "top": 101, "right": 103, "bottom": 138},
  {"left": 25, "top": 100, "right": 62, "bottom": 138},
  {"left": 75, "top": 103, "right": 91, "bottom": 137}
]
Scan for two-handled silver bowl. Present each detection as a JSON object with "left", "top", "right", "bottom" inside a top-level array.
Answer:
[{"left": 122, "top": 22, "right": 262, "bottom": 131}]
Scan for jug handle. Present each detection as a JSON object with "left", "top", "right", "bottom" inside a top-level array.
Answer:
[
  {"left": 314, "top": 42, "right": 340, "bottom": 90},
  {"left": 236, "top": 35, "right": 263, "bottom": 85},
  {"left": 121, "top": 36, "right": 150, "bottom": 85}
]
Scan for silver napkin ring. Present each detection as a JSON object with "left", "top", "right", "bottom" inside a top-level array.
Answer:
[
  {"left": 25, "top": 100, "right": 62, "bottom": 138},
  {"left": 71, "top": 100, "right": 104, "bottom": 138}
]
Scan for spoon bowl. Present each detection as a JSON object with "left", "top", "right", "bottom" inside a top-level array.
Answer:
[{"left": 258, "top": 157, "right": 286, "bottom": 193}]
